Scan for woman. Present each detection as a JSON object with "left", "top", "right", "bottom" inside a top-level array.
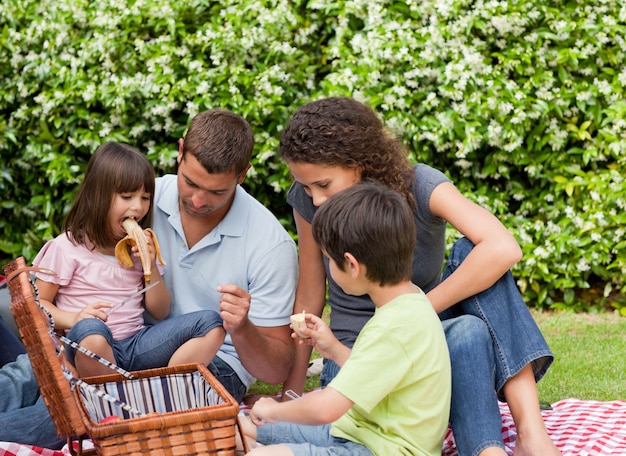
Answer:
[{"left": 280, "top": 97, "right": 560, "bottom": 456}]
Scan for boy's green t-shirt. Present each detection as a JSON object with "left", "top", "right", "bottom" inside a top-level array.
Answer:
[{"left": 329, "top": 291, "right": 451, "bottom": 456}]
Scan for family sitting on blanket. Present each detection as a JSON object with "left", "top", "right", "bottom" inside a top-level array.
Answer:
[{"left": 0, "top": 99, "right": 560, "bottom": 455}]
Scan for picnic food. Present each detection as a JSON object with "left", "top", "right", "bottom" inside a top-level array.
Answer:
[
  {"left": 290, "top": 311, "right": 308, "bottom": 338},
  {"left": 115, "top": 218, "right": 166, "bottom": 283}
]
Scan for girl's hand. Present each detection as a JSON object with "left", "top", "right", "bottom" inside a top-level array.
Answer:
[
  {"left": 73, "top": 302, "right": 112, "bottom": 325},
  {"left": 132, "top": 229, "right": 158, "bottom": 264}
]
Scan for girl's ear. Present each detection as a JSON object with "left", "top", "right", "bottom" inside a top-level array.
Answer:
[{"left": 344, "top": 252, "right": 361, "bottom": 278}]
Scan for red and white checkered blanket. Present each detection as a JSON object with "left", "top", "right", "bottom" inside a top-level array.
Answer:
[
  {"left": 443, "top": 398, "right": 626, "bottom": 455},
  {"left": 1, "top": 398, "right": 625, "bottom": 455}
]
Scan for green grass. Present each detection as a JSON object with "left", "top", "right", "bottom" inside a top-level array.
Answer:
[
  {"left": 533, "top": 310, "right": 626, "bottom": 402},
  {"left": 248, "top": 310, "right": 626, "bottom": 402}
]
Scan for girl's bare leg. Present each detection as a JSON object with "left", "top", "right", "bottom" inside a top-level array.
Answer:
[
  {"left": 75, "top": 334, "right": 116, "bottom": 377},
  {"left": 503, "top": 364, "right": 561, "bottom": 456},
  {"left": 168, "top": 327, "right": 226, "bottom": 366}
]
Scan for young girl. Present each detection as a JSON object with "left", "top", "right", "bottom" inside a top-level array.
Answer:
[
  {"left": 33, "top": 142, "right": 225, "bottom": 378},
  {"left": 279, "top": 97, "right": 561, "bottom": 456}
]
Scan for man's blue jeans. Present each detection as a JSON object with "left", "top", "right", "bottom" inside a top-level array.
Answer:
[
  {"left": 0, "top": 316, "right": 25, "bottom": 365},
  {"left": 0, "top": 354, "right": 65, "bottom": 449}
]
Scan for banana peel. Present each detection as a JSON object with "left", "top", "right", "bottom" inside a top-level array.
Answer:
[{"left": 115, "top": 218, "right": 166, "bottom": 283}]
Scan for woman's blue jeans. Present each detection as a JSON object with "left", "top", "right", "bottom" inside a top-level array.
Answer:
[
  {"left": 322, "top": 237, "right": 554, "bottom": 456},
  {"left": 440, "top": 237, "right": 553, "bottom": 456}
]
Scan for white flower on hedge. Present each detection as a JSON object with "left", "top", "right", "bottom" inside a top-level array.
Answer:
[
  {"left": 576, "top": 258, "right": 591, "bottom": 272},
  {"left": 196, "top": 80, "right": 210, "bottom": 95},
  {"left": 498, "top": 102, "right": 514, "bottom": 116},
  {"left": 83, "top": 84, "right": 96, "bottom": 102},
  {"left": 533, "top": 246, "right": 550, "bottom": 259},
  {"left": 511, "top": 109, "right": 527, "bottom": 125},
  {"left": 130, "top": 125, "right": 147, "bottom": 138},
  {"left": 99, "top": 125, "right": 111, "bottom": 138}
]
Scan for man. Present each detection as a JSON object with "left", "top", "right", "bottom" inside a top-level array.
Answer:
[
  {"left": 149, "top": 109, "right": 298, "bottom": 402},
  {"left": 0, "top": 316, "right": 65, "bottom": 449}
]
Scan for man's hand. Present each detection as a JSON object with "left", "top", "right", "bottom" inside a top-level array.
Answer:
[{"left": 217, "top": 283, "right": 251, "bottom": 334}]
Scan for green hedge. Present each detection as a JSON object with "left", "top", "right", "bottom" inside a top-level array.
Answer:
[{"left": 1, "top": 0, "right": 625, "bottom": 313}]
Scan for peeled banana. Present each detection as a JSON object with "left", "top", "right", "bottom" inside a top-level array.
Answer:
[{"left": 115, "top": 218, "right": 166, "bottom": 283}]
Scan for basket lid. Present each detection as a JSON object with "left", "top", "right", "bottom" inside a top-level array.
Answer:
[{"left": 4, "top": 257, "right": 88, "bottom": 439}]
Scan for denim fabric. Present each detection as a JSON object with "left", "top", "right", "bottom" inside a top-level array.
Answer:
[
  {"left": 438, "top": 237, "right": 554, "bottom": 456},
  {"left": 0, "top": 354, "right": 40, "bottom": 410},
  {"left": 0, "top": 354, "right": 64, "bottom": 449},
  {"left": 320, "top": 358, "right": 341, "bottom": 389},
  {"left": 208, "top": 355, "right": 246, "bottom": 403},
  {"left": 438, "top": 237, "right": 554, "bottom": 395},
  {"left": 0, "top": 316, "right": 26, "bottom": 365},
  {"left": 66, "top": 310, "right": 222, "bottom": 371},
  {"left": 256, "top": 422, "right": 373, "bottom": 456},
  {"left": 444, "top": 316, "right": 505, "bottom": 456}
]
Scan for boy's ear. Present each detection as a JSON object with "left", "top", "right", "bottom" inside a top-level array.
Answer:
[{"left": 344, "top": 252, "right": 361, "bottom": 278}]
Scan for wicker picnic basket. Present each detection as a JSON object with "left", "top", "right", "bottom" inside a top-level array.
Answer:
[{"left": 4, "top": 257, "right": 246, "bottom": 455}]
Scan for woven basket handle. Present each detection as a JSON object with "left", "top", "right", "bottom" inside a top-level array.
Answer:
[{"left": 6, "top": 265, "right": 56, "bottom": 283}]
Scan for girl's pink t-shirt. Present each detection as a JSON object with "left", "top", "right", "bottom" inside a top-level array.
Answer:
[{"left": 33, "top": 232, "right": 153, "bottom": 340}]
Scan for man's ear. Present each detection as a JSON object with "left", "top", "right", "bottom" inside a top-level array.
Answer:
[
  {"left": 177, "top": 138, "right": 184, "bottom": 164},
  {"left": 237, "top": 163, "right": 252, "bottom": 184},
  {"left": 344, "top": 252, "right": 361, "bottom": 278}
]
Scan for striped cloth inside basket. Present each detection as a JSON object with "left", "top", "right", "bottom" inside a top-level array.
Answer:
[{"left": 78, "top": 370, "right": 225, "bottom": 421}]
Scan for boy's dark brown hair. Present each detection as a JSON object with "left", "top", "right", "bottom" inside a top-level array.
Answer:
[
  {"left": 182, "top": 109, "right": 254, "bottom": 176},
  {"left": 64, "top": 141, "right": 155, "bottom": 249},
  {"left": 311, "top": 182, "right": 416, "bottom": 286}
]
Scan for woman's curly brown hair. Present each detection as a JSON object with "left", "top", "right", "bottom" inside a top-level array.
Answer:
[{"left": 279, "top": 97, "right": 415, "bottom": 207}]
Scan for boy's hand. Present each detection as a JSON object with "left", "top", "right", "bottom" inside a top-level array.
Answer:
[
  {"left": 249, "top": 397, "right": 279, "bottom": 426},
  {"left": 294, "top": 313, "right": 340, "bottom": 360}
]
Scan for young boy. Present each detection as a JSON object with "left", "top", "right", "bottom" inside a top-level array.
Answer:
[{"left": 240, "top": 182, "right": 452, "bottom": 455}]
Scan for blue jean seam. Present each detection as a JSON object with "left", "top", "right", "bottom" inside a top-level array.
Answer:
[{"left": 471, "top": 439, "right": 506, "bottom": 456}]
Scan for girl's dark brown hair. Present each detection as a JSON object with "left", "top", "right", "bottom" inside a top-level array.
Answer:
[
  {"left": 63, "top": 142, "right": 155, "bottom": 249},
  {"left": 280, "top": 97, "right": 415, "bottom": 206}
]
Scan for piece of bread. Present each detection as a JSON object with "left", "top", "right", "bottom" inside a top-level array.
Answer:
[{"left": 290, "top": 312, "right": 307, "bottom": 337}]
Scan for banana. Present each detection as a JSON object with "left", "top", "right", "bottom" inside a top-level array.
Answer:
[{"left": 114, "top": 218, "right": 166, "bottom": 283}]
